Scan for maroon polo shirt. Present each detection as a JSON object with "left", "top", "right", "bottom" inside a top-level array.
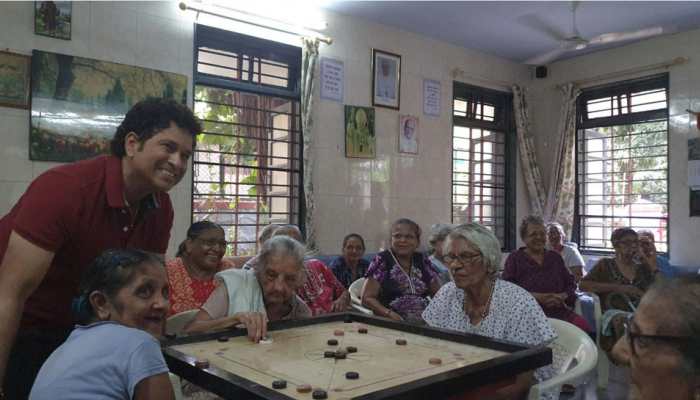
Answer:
[{"left": 0, "top": 155, "right": 174, "bottom": 330}]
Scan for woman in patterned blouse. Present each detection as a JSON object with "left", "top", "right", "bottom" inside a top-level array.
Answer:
[
  {"left": 423, "top": 223, "right": 556, "bottom": 399},
  {"left": 165, "top": 221, "right": 233, "bottom": 316},
  {"left": 362, "top": 218, "right": 440, "bottom": 323}
]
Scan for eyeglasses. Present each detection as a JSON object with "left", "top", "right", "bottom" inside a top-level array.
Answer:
[
  {"left": 444, "top": 252, "right": 482, "bottom": 267},
  {"left": 623, "top": 314, "right": 690, "bottom": 357},
  {"left": 196, "top": 238, "right": 229, "bottom": 249}
]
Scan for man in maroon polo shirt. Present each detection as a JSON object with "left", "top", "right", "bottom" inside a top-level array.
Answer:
[{"left": 0, "top": 98, "right": 200, "bottom": 399}]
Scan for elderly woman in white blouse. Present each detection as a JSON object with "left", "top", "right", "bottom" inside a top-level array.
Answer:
[{"left": 422, "top": 223, "right": 556, "bottom": 400}]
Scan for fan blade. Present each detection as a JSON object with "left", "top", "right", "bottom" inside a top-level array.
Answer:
[
  {"left": 524, "top": 46, "right": 570, "bottom": 65},
  {"left": 588, "top": 26, "right": 663, "bottom": 45},
  {"left": 516, "top": 14, "right": 567, "bottom": 42}
]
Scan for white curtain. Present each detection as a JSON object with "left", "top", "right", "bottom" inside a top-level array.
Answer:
[
  {"left": 544, "top": 83, "right": 580, "bottom": 238},
  {"left": 512, "top": 85, "right": 547, "bottom": 216},
  {"left": 301, "top": 38, "right": 320, "bottom": 251}
]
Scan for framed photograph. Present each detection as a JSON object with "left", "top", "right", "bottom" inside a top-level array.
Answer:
[
  {"left": 30, "top": 50, "right": 188, "bottom": 162},
  {"left": 345, "top": 105, "right": 375, "bottom": 158},
  {"left": 371, "top": 49, "right": 401, "bottom": 110},
  {"left": 398, "top": 115, "right": 418, "bottom": 155},
  {"left": 0, "top": 51, "right": 31, "bottom": 109},
  {"left": 35, "top": 1, "right": 72, "bottom": 40}
]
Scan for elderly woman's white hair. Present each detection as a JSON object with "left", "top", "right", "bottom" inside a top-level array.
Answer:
[
  {"left": 255, "top": 235, "right": 306, "bottom": 284},
  {"left": 444, "top": 223, "right": 502, "bottom": 277},
  {"left": 427, "top": 223, "right": 454, "bottom": 254}
]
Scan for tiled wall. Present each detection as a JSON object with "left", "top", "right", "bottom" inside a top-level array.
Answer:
[
  {"left": 0, "top": 1, "right": 531, "bottom": 256},
  {"left": 527, "top": 28, "right": 700, "bottom": 266},
  {"left": 0, "top": 1, "right": 195, "bottom": 256}
]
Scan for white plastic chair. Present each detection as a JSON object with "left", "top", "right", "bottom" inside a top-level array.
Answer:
[
  {"left": 166, "top": 309, "right": 199, "bottom": 336},
  {"left": 574, "top": 292, "right": 608, "bottom": 390},
  {"left": 349, "top": 278, "right": 373, "bottom": 315},
  {"left": 168, "top": 373, "right": 183, "bottom": 400},
  {"left": 527, "top": 318, "right": 598, "bottom": 400}
]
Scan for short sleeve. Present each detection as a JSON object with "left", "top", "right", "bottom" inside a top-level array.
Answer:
[
  {"left": 422, "top": 283, "right": 455, "bottom": 329},
  {"left": 201, "top": 284, "right": 230, "bottom": 319},
  {"left": 564, "top": 246, "right": 585, "bottom": 268},
  {"left": 509, "top": 290, "right": 556, "bottom": 346},
  {"left": 126, "top": 334, "right": 169, "bottom": 398},
  {"left": 13, "top": 171, "right": 81, "bottom": 252},
  {"left": 366, "top": 254, "right": 388, "bottom": 283}
]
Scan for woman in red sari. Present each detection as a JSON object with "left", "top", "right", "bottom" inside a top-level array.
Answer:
[{"left": 166, "top": 221, "right": 234, "bottom": 316}]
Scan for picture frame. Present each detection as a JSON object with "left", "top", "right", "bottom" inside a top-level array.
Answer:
[
  {"left": 30, "top": 50, "right": 188, "bottom": 162},
  {"left": 35, "top": 1, "right": 72, "bottom": 40},
  {"left": 371, "top": 49, "right": 401, "bottom": 110},
  {"left": 345, "top": 105, "right": 376, "bottom": 159},
  {"left": 398, "top": 115, "right": 419, "bottom": 155},
  {"left": 0, "top": 51, "right": 31, "bottom": 109}
]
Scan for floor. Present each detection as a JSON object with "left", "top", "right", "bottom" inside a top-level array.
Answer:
[{"left": 561, "top": 363, "right": 630, "bottom": 400}]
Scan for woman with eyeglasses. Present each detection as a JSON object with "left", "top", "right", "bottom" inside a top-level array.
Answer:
[
  {"left": 166, "top": 221, "right": 234, "bottom": 316},
  {"left": 503, "top": 216, "right": 592, "bottom": 333},
  {"left": 580, "top": 227, "right": 658, "bottom": 352},
  {"left": 423, "top": 223, "right": 556, "bottom": 399},
  {"left": 362, "top": 218, "right": 440, "bottom": 323},
  {"left": 610, "top": 276, "right": 700, "bottom": 400}
]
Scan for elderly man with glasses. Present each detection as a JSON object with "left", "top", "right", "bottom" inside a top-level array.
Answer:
[{"left": 611, "top": 276, "right": 700, "bottom": 400}]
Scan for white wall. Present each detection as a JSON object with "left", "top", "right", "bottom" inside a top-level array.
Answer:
[
  {"left": 527, "top": 29, "right": 700, "bottom": 266},
  {"left": 310, "top": 11, "right": 530, "bottom": 253},
  {"left": 0, "top": 1, "right": 531, "bottom": 257},
  {"left": 0, "top": 1, "right": 195, "bottom": 256}
]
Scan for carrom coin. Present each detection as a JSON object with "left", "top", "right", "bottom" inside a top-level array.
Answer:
[
  {"left": 327, "top": 339, "right": 338, "bottom": 346},
  {"left": 334, "top": 329, "right": 345, "bottom": 336},
  {"left": 312, "top": 389, "right": 328, "bottom": 399},
  {"left": 346, "top": 346, "right": 357, "bottom": 353},
  {"left": 429, "top": 357, "right": 442, "bottom": 365},
  {"left": 194, "top": 358, "right": 210, "bottom": 369},
  {"left": 395, "top": 338, "right": 407, "bottom": 345},
  {"left": 217, "top": 336, "right": 229, "bottom": 342},
  {"left": 272, "top": 380, "right": 287, "bottom": 389},
  {"left": 297, "top": 384, "right": 312, "bottom": 393},
  {"left": 345, "top": 371, "right": 360, "bottom": 380}
]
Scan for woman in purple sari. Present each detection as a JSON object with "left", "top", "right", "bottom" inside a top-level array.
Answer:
[{"left": 362, "top": 218, "right": 440, "bottom": 323}]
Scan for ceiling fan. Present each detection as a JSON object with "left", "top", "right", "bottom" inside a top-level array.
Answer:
[{"left": 524, "top": 1, "right": 665, "bottom": 65}]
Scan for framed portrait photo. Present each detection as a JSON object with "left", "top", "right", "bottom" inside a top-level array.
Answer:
[
  {"left": 371, "top": 49, "right": 401, "bottom": 110},
  {"left": 0, "top": 51, "right": 31, "bottom": 109},
  {"left": 398, "top": 115, "right": 419, "bottom": 155},
  {"left": 35, "top": 1, "right": 72, "bottom": 40}
]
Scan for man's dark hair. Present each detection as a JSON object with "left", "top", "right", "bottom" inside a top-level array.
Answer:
[{"left": 110, "top": 98, "right": 201, "bottom": 157}]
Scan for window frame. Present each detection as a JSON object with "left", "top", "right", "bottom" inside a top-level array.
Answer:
[
  {"left": 191, "top": 24, "right": 304, "bottom": 255},
  {"left": 452, "top": 82, "right": 516, "bottom": 251},
  {"left": 573, "top": 73, "right": 670, "bottom": 255}
]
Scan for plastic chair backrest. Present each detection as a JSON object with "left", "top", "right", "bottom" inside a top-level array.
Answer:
[
  {"left": 166, "top": 309, "right": 199, "bottom": 336},
  {"left": 349, "top": 278, "right": 366, "bottom": 303}
]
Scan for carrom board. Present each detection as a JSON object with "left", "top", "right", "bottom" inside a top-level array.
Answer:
[{"left": 164, "top": 313, "right": 551, "bottom": 400}]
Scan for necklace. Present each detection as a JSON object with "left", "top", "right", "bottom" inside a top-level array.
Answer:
[
  {"left": 464, "top": 280, "right": 496, "bottom": 320},
  {"left": 389, "top": 250, "right": 415, "bottom": 294}
]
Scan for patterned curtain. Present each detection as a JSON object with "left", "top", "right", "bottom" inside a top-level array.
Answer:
[
  {"left": 512, "top": 85, "right": 546, "bottom": 216},
  {"left": 544, "top": 83, "right": 581, "bottom": 238},
  {"left": 301, "top": 38, "right": 320, "bottom": 251}
]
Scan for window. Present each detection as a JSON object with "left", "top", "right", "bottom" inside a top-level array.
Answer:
[
  {"left": 192, "top": 25, "right": 303, "bottom": 256},
  {"left": 575, "top": 73, "right": 669, "bottom": 253},
  {"left": 452, "top": 83, "right": 516, "bottom": 249}
]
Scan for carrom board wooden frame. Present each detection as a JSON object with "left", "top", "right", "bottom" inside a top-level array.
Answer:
[{"left": 163, "top": 312, "right": 551, "bottom": 400}]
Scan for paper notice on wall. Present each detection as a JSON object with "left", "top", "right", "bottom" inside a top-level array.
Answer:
[
  {"left": 423, "top": 79, "right": 441, "bottom": 117},
  {"left": 320, "top": 57, "right": 344, "bottom": 102}
]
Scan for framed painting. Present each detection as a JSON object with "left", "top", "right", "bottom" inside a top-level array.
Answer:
[
  {"left": 35, "top": 1, "right": 72, "bottom": 40},
  {"left": 345, "top": 105, "right": 375, "bottom": 158},
  {"left": 0, "top": 51, "right": 31, "bottom": 109},
  {"left": 30, "top": 50, "right": 188, "bottom": 162},
  {"left": 372, "top": 49, "right": 401, "bottom": 110},
  {"left": 398, "top": 114, "right": 418, "bottom": 155}
]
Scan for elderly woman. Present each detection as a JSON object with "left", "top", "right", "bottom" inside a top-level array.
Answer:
[
  {"left": 427, "top": 223, "right": 454, "bottom": 286},
  {"left": 422, "top": 223, "right": 555, "bottom": 399},
  {"left": 580, "top": 227, "right": 658, "bottom": 351},
  {"left": 272, "top": 225, "right": 350, "bottom": 316},
  {"left": 610, "top": 276, "right": 700, "bottom": 400},
  {"left": 166, "top": 221, "right": 234, "bottom": 316},
  {"left": 503, "top": 216, "right": 591, "bottom": 333},
  {"left": 329, "top": 233, "right": 370, "bottom": 288},
  {"left": 185, "top": 236, "right": 311, "bottom": 339},
  {"left": 363, "top": 218, "right": 440, "bottom": 323},
  {"left": 546, "top": 222, "right": 585, "bottom": 283}
]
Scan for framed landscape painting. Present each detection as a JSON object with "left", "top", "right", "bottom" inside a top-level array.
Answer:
[
  {"left": 0, "top": 51, "right": 31, "bottom": 109},
  {"left": 30, "top": 50, "right": 188, "bottom": 162},
  {"left": 35, "top": 1, "right": 72, "bottom": 40}
]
